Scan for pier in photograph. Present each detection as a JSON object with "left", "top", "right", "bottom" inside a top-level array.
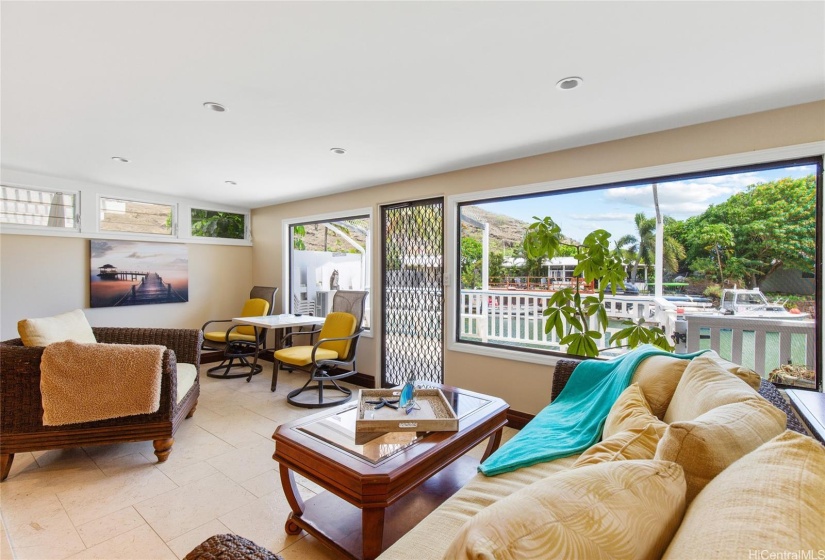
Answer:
[{"left": 112, "top": 272, "right": 186, "bottom": 306}]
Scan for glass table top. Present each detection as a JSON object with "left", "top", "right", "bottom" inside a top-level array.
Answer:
[{"left": 295, "top": 386, "right": 493, "bottom": 464}]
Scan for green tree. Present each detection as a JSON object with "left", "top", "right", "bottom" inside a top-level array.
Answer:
[
  {"left": 460, "top": 237, "right": 483, "bottom": 288},
  {"left": 680, "top": 175, "right": 815, "bottom": 286},
  {"left": 191, "top": 210, "right": 245, "bottom": 239},
  {"left": 620, "top": 213, "right": 685, "bottom": 282},
  {"left": 690, "top": 223, "right": 734, "bottom": 283}
]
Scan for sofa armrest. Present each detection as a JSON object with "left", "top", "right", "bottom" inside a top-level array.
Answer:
[
  {"left": 92, "top": 327, "right": 202, "bottom": 365},
  {"left": 551, "top": 358, "right": 583, "bottom": 401}
]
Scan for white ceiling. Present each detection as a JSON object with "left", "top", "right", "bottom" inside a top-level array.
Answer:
[{"left": 2, "top": 1, "right": 824, "bottom": 209}]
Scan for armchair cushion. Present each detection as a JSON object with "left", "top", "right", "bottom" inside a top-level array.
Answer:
[
  {"left": 204, "top": 331, "right": 257, "bottom": 343},
  {"left": 274, "top": 346, "right": 338, "bottom": 367},
  {"left": 317, "top": 312, "right": 357, "bottom": 358},
  {"left": 176, "top": 363, "right": 198, "bottom": 405},
  {"left": 17, "top": 309, "right": 96, "bottom": 347}
]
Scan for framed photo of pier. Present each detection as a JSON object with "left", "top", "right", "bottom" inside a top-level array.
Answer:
[{"left": 90, "top": 240, "right": 189, "bottom": 308}]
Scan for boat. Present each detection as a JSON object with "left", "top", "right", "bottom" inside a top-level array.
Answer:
[{"left": 716, "top": 287, "right": 809, "bottom": 319}]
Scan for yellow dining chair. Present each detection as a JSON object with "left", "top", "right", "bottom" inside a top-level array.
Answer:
[
  {"left": 273, "top": 311, "right": 362, "bottom": 408},
  {"left": 201, "top": 286, "right": 277, "bottom": 379}
]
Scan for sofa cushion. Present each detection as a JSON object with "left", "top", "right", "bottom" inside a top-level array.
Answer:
[
  {"left": 573, "top": 424, "right": 661, "bottom": 468},
  {"left": 444, "top": 460, "right": 686, "bottom": 560},
  {"left": 18, "top": 309, "right": 96, "bottom": 347},
  {"left": 603, "top": 383, "right": 667, "bottom": 439},
  {"left": 663, "top": 430, "right": 825, "bottom": 559},
  {"left": 378, "top": 456, "right": 580, "bottom": 560},
  {"left": 629, "top": 355, "right": 689, "bottom": 419},
  {"left": 176, "top": 363, "right": 198, "bottom": 405},
  {"left": 703, "top": 350, "right": 762, "bottom": 390},
  {"left": 655, "top": 397, "right": 786, "bottom": 503},
  {"left": 663, "top": 355, "right": 756, "bottom": 423}
]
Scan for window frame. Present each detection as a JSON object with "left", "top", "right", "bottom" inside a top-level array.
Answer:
[
  {"left": 446, "top": 142, "right": 824, "bottom": 376},
  {"left": 0, "top": 183, "right": 80, "bottom": 233},
  {"left": 97, "top": 195, "right": 177, "bottom": 237},
  {"left": 0, "top": 170, "right": 252, "bottom": 245},
  {"left": 189, "top": 207, "right": 249, "bottom": 241},
  {"left": 282, "top": 208, "right": 373, "bottom": 336}
]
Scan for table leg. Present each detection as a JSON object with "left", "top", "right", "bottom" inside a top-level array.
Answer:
[
  {"left": 362, "top": 506, "right": 386, "bottom": 560},
  {"left": 245, "top": 326, "right": 262, "bottom": 383},
  {"left": 481, "top": 427, "right": 504, "bottom": 462},
  {"left": 279, "top": 465, "right": 305, "bottom": 535}
]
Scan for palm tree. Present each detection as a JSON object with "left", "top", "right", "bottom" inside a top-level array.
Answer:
[{"left": 623, "top": 213, "right": 685, "bottom": 283}]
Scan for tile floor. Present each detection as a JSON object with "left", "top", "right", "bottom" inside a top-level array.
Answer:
[{"left": 0, "top": 366, "right": 514, "bottom": 559}]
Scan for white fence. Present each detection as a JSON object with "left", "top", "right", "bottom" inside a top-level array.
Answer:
[
  {"left": 681, "top": 315, "right": 817, "bottom": 376},
  {"left": 460, "top": 289, "right": 817, "bottom": 376},
  {"left": 460, "top": 289, "right": 676, "bottom": 356}
]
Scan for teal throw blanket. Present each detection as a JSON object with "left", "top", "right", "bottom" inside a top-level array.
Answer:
[{"left": 479, "top": 345, "right": 705, "bottom": 476}]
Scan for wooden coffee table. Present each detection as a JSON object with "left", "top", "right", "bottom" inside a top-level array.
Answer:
[{"left": 272, "top": 383, "right": 508, "bottom": 560}]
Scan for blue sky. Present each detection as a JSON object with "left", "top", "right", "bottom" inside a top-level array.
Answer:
[{"left": 472, "top": 164, "right": 816, "bottom": 243}]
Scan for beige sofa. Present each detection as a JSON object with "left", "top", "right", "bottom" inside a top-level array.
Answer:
[{"left": 380, "top": 353, "right": 825, "bottom": 560}]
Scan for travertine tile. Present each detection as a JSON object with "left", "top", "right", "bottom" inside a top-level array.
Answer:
[
  {"left": 142, "top": 425, "right": 235, "bottom": 471},
  {"left": 0, "top": 519, "right": 14, "bottom": 559},
  {"left": 159, "top": 459, "right": 220, "bottom": 487},
  {"left": 65, "top": 525, "right": 176, "bottom": 560},
  {"left": 58, "top": 467, "right": 178, "bottom": 527},
  {"left": 4, "top": 497, "right": 86, "bottom": 560},
  {"left": 165, "top": 519, "right": 233, "bottom": 559},
  {"left": 218, "top": 492, "right": 304, "bottom": 555},
  {"left": 134, "top": 472, "right": 256, "bottom": 542},
  {"left": 75, "top": 506, "right": 146, "bottom": 548},
  {"left": 207, "top": 439, "right": 277, "bottom": 484}
]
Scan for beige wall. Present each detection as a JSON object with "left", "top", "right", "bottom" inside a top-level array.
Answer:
[
  {"left": 252, "top": 101, "right": 825, "bottom": 414},
  {"left": 0, "top": 234, "right": 254, "bottom": 340}
]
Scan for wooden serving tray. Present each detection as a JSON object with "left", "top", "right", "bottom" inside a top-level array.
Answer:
[{"left": 355, "top": 388, "right": 458, "bottom": 434}]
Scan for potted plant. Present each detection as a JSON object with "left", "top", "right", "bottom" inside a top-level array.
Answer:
[{"left": 523, "top": 216, "right": 672, "bottom": 357}]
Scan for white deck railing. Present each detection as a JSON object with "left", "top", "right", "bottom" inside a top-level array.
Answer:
[
  {"left": 460, "top": 289, "right": 817, "bottom": 375},
  {"left": 460, "top": 289, "right": 677, "bottom": 356},
  {"left": 681, "top": 315, "right": 816, "bottom": 376}
]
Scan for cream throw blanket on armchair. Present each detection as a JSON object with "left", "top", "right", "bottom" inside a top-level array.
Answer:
[{"left": 40, "top": 340, "right": 165, "bottom": 426}]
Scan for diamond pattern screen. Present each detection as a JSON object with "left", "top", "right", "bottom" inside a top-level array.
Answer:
[{"left": 382, "top": 199, "right": 444, "bottom": 386}]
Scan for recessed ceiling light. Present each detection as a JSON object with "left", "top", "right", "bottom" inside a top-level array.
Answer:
[
  {"left": 111, "top": 156, "right": 130, "bottom": 163},
  {"left": 330, "top": 148, "right": 347, "bottom": 155},
  {"left": 203, "top": 102, "right": 226, "bottom": 112},
  {"left": 225, "top": 180, "right": 237, "bottom": 186},
  {"left": 556, "top": 76, "right": 583, "bottom": 91}
]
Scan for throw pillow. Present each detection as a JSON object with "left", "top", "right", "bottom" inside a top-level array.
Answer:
[
  {"left": 573, "top": 424, "right": 661, "bottom": 468},
  {"left": 444, "top": 460, "right": 687, "bottom": 560},
  {"left": 655, "top": 398, "right": 786, "bottom": 504},
  {"left": 629, "top": 355, "right": 689, "bottom": 419},
  {"left": 663, "top": 430, "right": 825, "bottom": 559},
  {"left": 17, "top": 309, "right": 96, "bottom": 347},
  {"left": 703, "top": 350, "right": 762, "bottom": 391},
  {"left": 603, "top": 383, "right": 667, "bottom": 439},
  {"left": 663, "top": 355, "right": 755, "bottom": 423}
]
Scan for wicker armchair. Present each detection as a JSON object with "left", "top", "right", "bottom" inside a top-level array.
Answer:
[{"left": 0, "top": 327, "right": 201, "bottom": 481}]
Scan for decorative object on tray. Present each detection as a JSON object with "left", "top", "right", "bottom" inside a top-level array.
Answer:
[{"left": 356, "top": 387, "right": 458, "bottom": 434}]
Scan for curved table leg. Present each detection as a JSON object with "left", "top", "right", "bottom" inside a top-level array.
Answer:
[
  {"left": 280, "top": 464, "right": 305, "bottom": 535},
  {"left": 481, "top": 427, "right": 504, "bottom": 462}
]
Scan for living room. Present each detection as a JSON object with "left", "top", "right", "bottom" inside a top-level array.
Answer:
[{"left": 1, "top": 2, "right": 824, "bottom": 559}]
